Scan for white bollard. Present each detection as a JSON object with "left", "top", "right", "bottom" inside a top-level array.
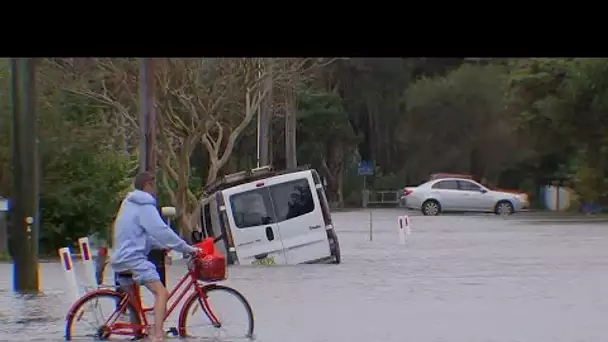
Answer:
[
  {"left": 397, "top": 215, "right": 412, "bottom": 245},
  {"left": 59, "top": 247, "right": 80, "bottom": 302},
  {"left": 78, "top": 237, "right": 98, "bottom": 291}
]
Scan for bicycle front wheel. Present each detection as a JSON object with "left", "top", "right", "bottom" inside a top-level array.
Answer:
[
  {"left": 178, "top": 284, "right": 255, "bottom": 340},
  {"left": 65, "top": 290, "right": 140, "bottom": 341}
]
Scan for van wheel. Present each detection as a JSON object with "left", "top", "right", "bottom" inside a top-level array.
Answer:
[
  {"left": 422, "top": 200, "right": 441, "bottom": 216},
  {"left": 328, "top": 230, "right": 341, "bottom": 264}
]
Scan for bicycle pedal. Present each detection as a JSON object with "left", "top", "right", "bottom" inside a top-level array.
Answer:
[{"left": 166, "top": 327, "right": 178, "bottom": 336}]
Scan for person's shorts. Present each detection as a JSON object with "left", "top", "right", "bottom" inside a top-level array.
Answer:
[{"left": 113, "top": 259, "right": 160, "bottom": 286}]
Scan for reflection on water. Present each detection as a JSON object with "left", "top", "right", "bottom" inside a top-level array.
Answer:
[{"left": 0, "top": 291, "right": 63, "bottom": 339}]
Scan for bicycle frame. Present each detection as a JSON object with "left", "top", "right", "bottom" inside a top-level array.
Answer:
[{"left": 102, "top": 268, "right": 220, "bottom": 337}]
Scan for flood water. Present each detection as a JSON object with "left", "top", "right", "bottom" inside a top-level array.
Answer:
[{"left": 1, "top": 209, "right": 608, "bottom": 341}]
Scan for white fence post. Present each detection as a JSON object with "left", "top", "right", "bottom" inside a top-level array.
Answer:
[
  {"left": 397, "top": 215, "right": 412, "bottom": 245},
  {"left": 58, "top": 247, "right": 79, "bottom": 302},
  {"left": 78, "top": 237, "right": 98, "bottom": 291}
]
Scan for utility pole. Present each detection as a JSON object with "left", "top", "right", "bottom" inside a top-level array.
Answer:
[
  {"left": 285, "top": 70, "right": 297, "bottom": 169},
  {"left": 9, "top": 58, "right": 40, "bottom": 293},
  {"left": 113, "top": 58, "right": 164, "bottom": 290},
  {"left": 258, "top": 61, "right": 273, "bottom": 167},
  {"left": 138, "top": 59, "right": 166, "bottom": 286},
  {"left": 139, "top": 58, "right": 157, "bottom": 178}
]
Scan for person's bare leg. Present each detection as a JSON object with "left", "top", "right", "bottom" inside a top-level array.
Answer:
[{"left": 144, "top": 280, "right": 169, "bottom": 341}]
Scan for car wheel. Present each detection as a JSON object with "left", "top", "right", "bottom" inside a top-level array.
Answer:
[
  {"left": 495, "top": 200, "right": 514, "bottom": 215},
  {"left": 421, "top": 200, "right": 441, "bottom": 216}
]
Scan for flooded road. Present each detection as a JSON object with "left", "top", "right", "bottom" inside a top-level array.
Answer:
[{"left": 1, "top": 209, "right": 608, "bottom": 341}]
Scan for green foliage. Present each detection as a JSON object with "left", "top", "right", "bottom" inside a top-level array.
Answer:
[
  {"left": 511, "top": 58, "right": 608, "bottom": 203},
  {"left": 296, "top": 87, "right": 360, "bottom": 167},
  {"left": 37, "top": 93, "right": 133, "bottom": 253},
  {"left": 296, "top": 87, "right": 361, "bottom": 204},
  {"left": 401, "top": 63, "right": 513, "bottom": 183},
  {"left": 40, "top": 148, "right": 132, "bottom": 252},
  {"left": 0, "top": 59, "right": 11, "bottom": 196},
  {"left": 0, "top": 79, "right": 134, "bottom": 253},
  {"left": 341, "top": 160, "right": 364, "bottom": 207},
  {"left": 372, "top": 170, "right": 409, "bottom": 190}
]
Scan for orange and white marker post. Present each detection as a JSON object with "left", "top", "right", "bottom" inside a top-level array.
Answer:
[
  {"left": 78, "top": 237, "right": 98, "bottom": 290},
  {"left": 397, "top": 215, "right": 412, "bottom": 245},
  {"left": 58, "top": 247, "right": 79, "bottom": 302}
]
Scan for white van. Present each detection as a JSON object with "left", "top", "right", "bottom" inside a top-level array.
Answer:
[{"left": 195, "top": 166, "right": 341, "bottom": 266}]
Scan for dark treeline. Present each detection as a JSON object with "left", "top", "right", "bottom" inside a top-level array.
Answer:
[{"left": 0, "top": 58, "right": 605, "bottom": 253}]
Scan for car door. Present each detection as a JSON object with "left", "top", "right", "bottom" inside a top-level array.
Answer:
[
  {"left": 457, "top": 180, "right": 494, "bottom": 211},
  {"left": 266, "top": 172, "right": 331, "bottom": 264},
  {"left": 223, "top": 183, "right": 287, "bottom": 265},
  {"left": 431, "top": 180, "right": 465, "bottom": 211}
]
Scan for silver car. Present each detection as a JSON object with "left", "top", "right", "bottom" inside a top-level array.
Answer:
[{"left": 402, "top": 178, "right": 522, "bottom": 216}]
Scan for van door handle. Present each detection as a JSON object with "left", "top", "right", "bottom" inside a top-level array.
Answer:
[
  {"left": 265, "top": 226, "right": 275, "bottom": 241},
  {"left": 309, "top": 225, "right": 321, "bottom": 230}
]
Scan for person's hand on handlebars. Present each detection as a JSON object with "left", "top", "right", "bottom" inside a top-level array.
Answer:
[{"left": 190, "top": 247, "right": 203, "bottom": 258}]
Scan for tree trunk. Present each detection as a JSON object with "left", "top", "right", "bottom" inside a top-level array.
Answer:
[
  {"left": 259, "top": 65, "right": 273, "bottom": 167},
  {"left": 324, "top": 142, "right": 344, "bottom": 207},
  {"left": 285, "top": 73, "right": 297, "bottom": 169},
  {"left": 337, "top": 168, "right": 344, "bottom": 208}
]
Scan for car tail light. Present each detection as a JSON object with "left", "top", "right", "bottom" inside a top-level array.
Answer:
[{"left": 403, "top": 188, "right": 413, "bottom": 196}]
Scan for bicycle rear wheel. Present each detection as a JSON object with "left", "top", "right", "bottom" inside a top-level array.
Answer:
[
  {"left": 178, "top": 284, "right": 254, "bottom": 340},
  {"left": 65, "top": 290, "right": 141, "bottom": 341}
]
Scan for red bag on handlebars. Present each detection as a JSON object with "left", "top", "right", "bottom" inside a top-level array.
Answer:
[{"left": 192, "top": 238, "right": 226, "bottom": 282}]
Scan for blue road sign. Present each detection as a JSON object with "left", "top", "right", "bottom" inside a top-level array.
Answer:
[{"left": 358, "top": 161, "right": 374, "bottom": 176}]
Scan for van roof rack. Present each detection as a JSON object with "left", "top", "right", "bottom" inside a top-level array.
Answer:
[{"left": 202, "top": 165, "right": 311, "bottom": 197}]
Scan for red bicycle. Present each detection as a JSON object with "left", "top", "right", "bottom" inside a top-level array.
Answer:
[{"left": 64, "top": 238, "right": 254, "bottom": 340}]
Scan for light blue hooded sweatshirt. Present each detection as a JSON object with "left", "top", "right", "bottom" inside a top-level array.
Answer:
[{"left": 111, "top": 190, "right": 195, "bottom": 268}]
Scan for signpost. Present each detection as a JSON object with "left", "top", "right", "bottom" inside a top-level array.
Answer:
[
  {"left": 357, "top": 161, "right": 374, "bottom": 176},
  {"left": 358, "top": 160, "right": 374, "bottom": 190},
  {"left": 358, "top": 161, "right": 374, "bottom": 240}
]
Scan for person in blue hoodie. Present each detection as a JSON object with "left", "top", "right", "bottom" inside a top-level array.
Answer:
[{"left": 111, "top": 171, "right": 199, "bottom": 341}]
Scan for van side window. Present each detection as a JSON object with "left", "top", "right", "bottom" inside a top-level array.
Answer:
[
  {"left": 229, "top": 189, "right": 275, "bottom": 229},
  {"left": 202, "top": 203, "right": 214, "bottom": 238},
  {"left": 269, "top": 178, "right": 315, "bottom": 222},
  {"left": 432, "top": 180, "right": 459, "bottom": 190}
]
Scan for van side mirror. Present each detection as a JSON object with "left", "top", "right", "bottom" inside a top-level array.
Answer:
[
  {"left": 480, "top": 189, "right": 488, "bottom": 194},
  {"left": 191, "top": 230, "right": 203, "bottom": 243}
]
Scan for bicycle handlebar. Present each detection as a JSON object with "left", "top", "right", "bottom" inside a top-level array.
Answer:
[{"left": 189, "top": 234, "right": 225, "bottom": 258}]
